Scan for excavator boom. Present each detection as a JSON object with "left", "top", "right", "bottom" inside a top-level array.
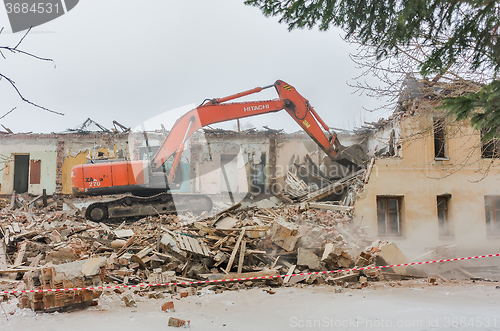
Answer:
[{"left": 152, "top": 80, "right": 348, "bottom": 182}]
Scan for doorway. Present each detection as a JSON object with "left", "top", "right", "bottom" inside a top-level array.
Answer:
[{"left": 13, "top": 154, "right": 29, "bottom": 193}]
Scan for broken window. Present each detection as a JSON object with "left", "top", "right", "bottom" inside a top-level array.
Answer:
[
  {"left": 377, "top": 197, "right": 401, "bottom": 236},
  {"left": 437, "top": 196, "right": 451, "bottom": 237},
  {"left": 485, "top": 196, "right": 500, "bottom": 236},
  {"left": 251, "top": 153, "right": 266, "bottom": 194},
  {"left": 433, "top": 118, "right": 446, "bottom": 159},
  {"left": 481, "top": 128, "right": 500, "bottom": 158}
]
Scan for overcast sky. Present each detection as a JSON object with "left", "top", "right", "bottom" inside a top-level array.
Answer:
[{"left": 0, "top": 1, "right": 391, "bottom": 134}]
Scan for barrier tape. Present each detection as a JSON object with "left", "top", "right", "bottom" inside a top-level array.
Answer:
[{"left": 2, "top": 253, "right": 499, "bottom": 295}]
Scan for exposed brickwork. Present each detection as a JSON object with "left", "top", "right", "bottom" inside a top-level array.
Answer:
[
  {"left": 55, "top": 139, "right": 65, "bottom": 195},
  {"left": 269, "top": 136, "right": 277, "bottom": 194}
]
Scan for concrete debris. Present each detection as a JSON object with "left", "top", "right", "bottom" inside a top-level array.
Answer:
[
  {"left": 357, "top": 240, "right": 408, "bottom": 275},
  {"left": 297, "top": 248, "right": 320, "bottom": 270},
  {"left": 0, "top": 169, "right": 420, "bottom": 314},
  {"left": 270, "top": 218, "right": 300, "bottom": 252},
  {"left": 21, "top": 258, "right": 104, "bottom": 312},
  {"left": 122, "top": 293, "right": 136, "bottom": 307},
  {"left": 168, "top": 317, "right": 190, "bottom": 328}
]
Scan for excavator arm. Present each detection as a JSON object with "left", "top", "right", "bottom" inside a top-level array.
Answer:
[
  {"left": 152, "top": 80, "right": 347, "bottom": 181},
  {"left": 72, "top": 79, "right": 362, "bottom": 222}
]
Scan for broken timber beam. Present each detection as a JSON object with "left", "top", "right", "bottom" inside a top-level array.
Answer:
[
  {"left": 283, "top": 264, "right": 296, "bottom": 283},
  {"left": 307, "top": 202, "right": 353, "bottom": 212},
  {"left": 237, "top": 239, "right": 246, "bottom": 274},
  {"left": 0, "top": 240, "right": 7, "bottom": 278},
  {"left": 198, "top": 269, "right": 280, "bottom": 282},
  {"left": 303, "top": 170, "right": 364, "bottom": 202},
  {"left": 225, "top": 228, "right": 245, "bottom": 273}
]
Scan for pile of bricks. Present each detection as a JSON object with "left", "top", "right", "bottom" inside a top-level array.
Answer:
[{"left": 0, "top": 185, "right": 413, "bottom": 314}]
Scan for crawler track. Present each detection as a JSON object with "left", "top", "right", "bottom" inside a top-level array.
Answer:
[{"left": 85, "top": 192, "right": 213, "bottom": 222}]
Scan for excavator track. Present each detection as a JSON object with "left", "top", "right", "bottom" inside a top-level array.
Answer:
[{"left": 85, "top": 192, "right": 213, "bottom": 222}]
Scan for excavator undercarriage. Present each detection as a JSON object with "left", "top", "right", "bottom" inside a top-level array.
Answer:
[{"left": 85, "top": 192, "right": 213, "bottom": 222}]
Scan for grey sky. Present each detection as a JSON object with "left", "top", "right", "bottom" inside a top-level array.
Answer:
[{"left": 0, "top": 1, "right": 390, "bottom": 134}]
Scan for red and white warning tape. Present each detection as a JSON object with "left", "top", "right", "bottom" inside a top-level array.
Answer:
[{"left": 2, "top": 253, "right": 499, "bottom": 295}]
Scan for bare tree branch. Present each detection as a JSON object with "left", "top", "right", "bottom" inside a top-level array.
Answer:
[
  {"left": 0, "top": 73, "right": 63, "bottom": 116},
  {"left": 0, "top": 107, "right": 16, "bottom": 120},
  {"left": 0, "top": 26, "right": 63, "bottom": 119}
]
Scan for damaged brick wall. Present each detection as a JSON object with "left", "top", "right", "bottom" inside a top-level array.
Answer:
[{"left": 0, "top": 133, "right": 130, "bottom": 195}]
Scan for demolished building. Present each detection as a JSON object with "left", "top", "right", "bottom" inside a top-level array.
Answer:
[
  {"left": 352, "top": 79, "right": 500, "bottom": 257},
  {"left": 1, "top": 84, "right": 500, "bottom": 263}
]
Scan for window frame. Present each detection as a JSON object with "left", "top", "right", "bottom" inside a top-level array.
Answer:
[
  {"left": 480, "top": 128, "right": 500, "bottom": 159},
  {"left": 376, "top": 196, "right": 402, "bottom": 237},
  {"left": 484, "top": 196, "right": 500, "bottom": 236},
  {"left": 433, "top": 118, "right": 447, "bottom": 159},
  {"left": 437, "top": 195, "right": 452, "bottom": 237}
]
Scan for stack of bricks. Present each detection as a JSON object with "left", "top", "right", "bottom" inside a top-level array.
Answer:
[{"left": 21, "top": 258, "right": 104, "bottom": 312}]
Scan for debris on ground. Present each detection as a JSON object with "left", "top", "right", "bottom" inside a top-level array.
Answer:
[
  {"left": 1, "top": 159, "right": 492, "bottom": 314},
  {"left": 0, "top": 188, "right": 376, "bottom": 311}
]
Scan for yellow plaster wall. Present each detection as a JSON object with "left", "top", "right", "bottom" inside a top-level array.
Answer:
[
  {"left": 353, "top": 114, "right": 500, "bottom": 257},
  {"left": 61, "top": 146, "right": 118, "bottom": 194}
]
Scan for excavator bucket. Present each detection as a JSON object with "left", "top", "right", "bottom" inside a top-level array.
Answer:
[{"left": 335, "top": 144, "right": 368, "bottom": 169}]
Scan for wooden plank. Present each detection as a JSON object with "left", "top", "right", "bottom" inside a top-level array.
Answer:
[
  {"left": 214, "top": 252, "right": 228, "bottom": 267},
  {"left": 303, "top": 170, "right": 364, "bottom": 202},
  {"left": 283, "top": 264, "right": 296, "bottom": 283},
  {"left": 209, "top": 202, "right": 242, "bottom": 227},
  {"left": 225, "top": 228, "right": 245, "bottom": 273},
  {"left": 212, "top": 235, "right": 229, "bottom": 249},
  {"left": 116, "top": 230, "right": 141, "bottom": 256},
  {"left": 192, "top": 222, "right": 214, "bottom": 235},
  {"left": 136, "top": 245, "right": 154, "bottom": 259},
  {"left": 182, "top": 252, "right": 192, "bottom": 278},
  {"left": 188, "top": 236, "right": 204, "bottom": 255},
  {"left": 199, "top": 269, "right": 279, "bottom": 281},
  {"left": 271, "top": 256, "right": 280, "bottom": 268},
  {"left": 276, "top": 193, "right": 294, "bottom": 203},
  {"left": 13, "top": 241, "right": 27, "bottom": 267},
  {"left": 0, "top": 268, "right": 38, "bottom": 274},
  {"left": 10, "top": 241, "right": 28, "bottom": 279},
  {"left": 364, "top": 157, "right": 375, "bottom": 184},
  {"left": 200, "top": 241, "right": 210, "bottom": 256},
  {"left": 308, "top": 202, "right": 353, "bottom": 212},
  {"left": 237, "top": 239, "right": 246, "bottom": 274},
  {"left": 29, "top": 254, "right": 43, "bottom": 268},
  {"left": 0, "top": 241, "right": 7, "bottom": 278},
  {"left": 181, "top": 235, "right": 193, "bottom": 252},
  {"left": 326, "top": 272, "right": 359, "bottom": 283},
  {"left": 174, "top": 234, "right": 186, "bottom": 251},
  {"left": 174, "top": 234, "right": 183, "bottom": 250},
  {"left": 26, "top": 194, "right": 42, "bottom": 206}
]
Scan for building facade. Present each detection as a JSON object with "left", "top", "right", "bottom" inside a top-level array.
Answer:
[{"left": 354, "top": 109, "right": 500, "bottom": 256}]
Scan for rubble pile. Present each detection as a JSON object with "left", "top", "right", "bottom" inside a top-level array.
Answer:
[
  {"left": 0, "top": 189, "right": 386, "bottom": 312},
  {"left": 0, "top": 161, "right": 442, "bottom": 313}
]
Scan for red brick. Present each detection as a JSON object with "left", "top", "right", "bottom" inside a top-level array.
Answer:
[{"left": 161, "top": 301, "right": 174, "bottom": 312}]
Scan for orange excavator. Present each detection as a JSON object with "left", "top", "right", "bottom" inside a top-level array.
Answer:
[{"left": 71, "top": 80, "right": 362, "bottom": 222}]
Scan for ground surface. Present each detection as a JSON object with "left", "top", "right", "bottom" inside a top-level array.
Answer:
[{"left": 1, "top": 280, "right": 500, "bottom": 331}]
